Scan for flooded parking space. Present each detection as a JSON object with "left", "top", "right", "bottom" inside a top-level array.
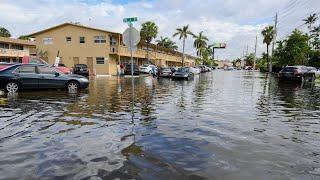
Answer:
[{"left": 0, "top": 71, "right": 320, "bottom": 179}]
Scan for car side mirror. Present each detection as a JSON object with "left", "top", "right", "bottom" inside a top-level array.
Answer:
[{"left": 55, "top": 72, "right": 60, "bottom": 77}]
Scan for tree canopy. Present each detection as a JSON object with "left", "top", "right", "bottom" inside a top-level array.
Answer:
[{"left": 0, "top": 27, "right": 11, "bottom": 37}]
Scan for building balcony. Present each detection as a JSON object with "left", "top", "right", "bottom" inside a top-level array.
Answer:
[{"left": 0, "top": 48, "right": 29, "bottom": 57}]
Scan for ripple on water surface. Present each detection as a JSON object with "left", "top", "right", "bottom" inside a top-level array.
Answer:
[{"left": 0, "top": 72, "right": 320, "bottom": 179}]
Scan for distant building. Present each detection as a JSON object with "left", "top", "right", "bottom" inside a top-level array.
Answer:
[
  {"left": 0, "top": 37, "right": 36, "bottom": 63},
  {"left": 28, "top": 23, "right": 196, "bottom": 75},
  {"left": 215, "top": 60, "right": 232, "bottom": 68}
]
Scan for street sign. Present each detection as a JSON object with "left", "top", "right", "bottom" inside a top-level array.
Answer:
[
  {"left": 123, "top": 26, "right": 140, "bottom": 52},
  {"left": 123, "top": 17, "right": 138, "bottom": 23},
  {"left": 213, "top": 43, "right": 227, "bottom": 48}
]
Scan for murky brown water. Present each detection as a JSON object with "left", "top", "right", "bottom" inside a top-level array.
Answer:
[{"left": 0, "top": 71, "right": 320, "bottom": 179}]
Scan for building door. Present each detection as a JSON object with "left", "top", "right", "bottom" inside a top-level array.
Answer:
[
  {"left": 86, "top": 57, "right": 93, "bottom": 75},
  {"left": 73, "top": 57, "right": 79, "bottom": 66}
]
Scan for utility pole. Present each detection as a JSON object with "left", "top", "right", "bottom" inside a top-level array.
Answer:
[
  {"left": 271, "top": 12, "right": 278, "bottom": 73},
  {"left": 254, "top": 36, "right": 257, "bottom": 70},
  {"left": 246, "top": 45, "right": 249, "bottom": 57}
]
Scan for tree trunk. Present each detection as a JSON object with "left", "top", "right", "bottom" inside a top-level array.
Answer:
[
  {"left": 266, "top": 44, "right": 269, "bottom": 72},
  {"left": 182, "top": 38, "right": 185, "bottom": 67},
  {"left": 147, "top": 43, "right": 150, "bottom": 64}
]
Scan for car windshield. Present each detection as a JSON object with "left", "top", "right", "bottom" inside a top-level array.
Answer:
[
  {"left": 283, "top": 67, "right": 298, "bottom": 72},
  {"left": 75, "top": 64, "right": 87, "bottom": 68},
  {"left": 162, "top": 68, "right": 171, "bottom": 72},
  {"left": 177, "top": 68, "right": 189, "bottom": 73}
]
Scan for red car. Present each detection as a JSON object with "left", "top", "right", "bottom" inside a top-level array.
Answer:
[{"left": 24, "top": 56, "right": 72, "bottom": 74}]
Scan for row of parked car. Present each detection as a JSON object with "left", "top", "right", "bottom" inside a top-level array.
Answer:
[{"left": 279, "top": 66, "right": 320, "bottom": 82}]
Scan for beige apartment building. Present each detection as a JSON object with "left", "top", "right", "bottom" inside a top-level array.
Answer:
[
  {"left": 28, "top": 23, "right": 196, "bottom": 75},
  {"left": 0, "top": 37, "right": 36, "bottom": 63}
]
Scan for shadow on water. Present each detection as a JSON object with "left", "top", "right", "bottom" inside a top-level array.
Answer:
[{"left": 0, "top": 72, "right": 320, "bottom": 179}]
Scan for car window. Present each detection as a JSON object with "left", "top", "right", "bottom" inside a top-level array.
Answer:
[
  {"left": 16, "top": 66, "right": 36, "bottom": 74},
  {"left": 38, "top": 66, "right": 56, "bottom": 75}
]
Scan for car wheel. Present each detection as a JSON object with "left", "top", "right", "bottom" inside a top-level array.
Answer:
[
  {"left": 67, "top": 81, "right": 79, "bottom": 92},
  {"left": 6, "top": 81, "right": 19, "bottom": 93}
]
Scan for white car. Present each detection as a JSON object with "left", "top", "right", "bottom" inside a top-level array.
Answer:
[
  {"left": 307, "top": 67, "right": 320, "bottom": 78},
  {"left": 190, "top": 67, "right": 201, "bottom": 74},
  {"left": 139, "top": 64, "right": 158, "bottom": 74}
]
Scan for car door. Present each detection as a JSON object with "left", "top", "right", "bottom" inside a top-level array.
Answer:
[
  {"left": 37, "top": 66, "right": 66, "bottom": 89},
  {"left": 14, "top": 65, "right": 39, "bottom": 89}
]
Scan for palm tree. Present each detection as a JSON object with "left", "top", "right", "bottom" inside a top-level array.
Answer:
[
  {"left": 303, "top": 13, "right": 318, "bottom": 32},
  {"left": 193, "top": 31, "right": 209, "bottom": 58},
  {"left": 156, "top": 36, "right": 178, "bottom": 51},
  {"left": 261, "top": 25, "right": 274, "bottom": 72},
  {"left": 173, "top": 25, "right": 194, "bottom": 66},
  {"left": 0, "top": 27, "right": 11, "bottom": 37},
  {"left": 140, "top": 21, "right": 158, "bottom": 63},
  {"left": 303, "top": 13, "right": 318, "bottom": 48},
  {"left": 156, "top": 36, "right": 169, "bottom": 47}
]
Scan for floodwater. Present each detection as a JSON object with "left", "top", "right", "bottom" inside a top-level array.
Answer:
[{"left": 0, "top": 71, "right": 320, "bottom": 180}]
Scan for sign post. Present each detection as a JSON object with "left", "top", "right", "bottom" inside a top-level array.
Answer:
[
  {"left": 211, "top": 43, "right": 226, "bottom": 60},
  {"left": 123, "top": 17, "right": 139, "bottom": 120}
]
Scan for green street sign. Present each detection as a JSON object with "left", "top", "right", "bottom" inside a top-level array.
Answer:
[{"left": 123, "top": 17, "right": 138, "bottom": 23}]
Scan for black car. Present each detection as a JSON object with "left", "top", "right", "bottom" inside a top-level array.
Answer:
[
  {"left": 124, "top": 63, "right": 140, "bottom": 75},
  {"left": 0, "top": 64, "right": 89, "bottom": 93},
  {"left": 279, "top": 66, "right": 316, "bottom": 82},
  {"left": 73, "top": 64, "right": 89, "bottom": 77},
  {"left": 172, "top": 67, "right": 194, "bottom": 80}
]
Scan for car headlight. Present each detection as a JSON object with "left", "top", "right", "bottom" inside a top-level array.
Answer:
[
  {"left": 173, "top": 73, "right": 176, "bottom": 76},
  {"left": 184, "top": 74, "right": 188, "bottom": 77},
  {"left": 79, "top": 78, "right": 88, "bottom": 82}
]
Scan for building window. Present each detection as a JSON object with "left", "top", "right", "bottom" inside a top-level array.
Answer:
[
  {"left": 0, "top": 58, "right": 10, "bottom": 63},
  {"left": 0, "top": 43, "right": 9, "bottom": 49},
  {"left": 96, "top": 57, "right": 105, "bottom": 64},
  {"left": 43, "top": 37, "right": 53, "bottom": 45},
  {"left": 80, "top": 36, "right": 85, "bottom": 43},
  {"left": 66, "top": 37, "right": 71, "bottom": 42},
  {"left": 110, "top": 36, "right": 117, "bottom": 46},
  {"left": 11, "top": 45, "right": 23, "bottom": 50},
  {"left": 94, "top": 36, "right": 106, "bottom": 43}
]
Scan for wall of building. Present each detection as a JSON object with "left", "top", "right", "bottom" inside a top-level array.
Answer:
[{"left": 33, "top": 25, "right": 115, "bottom": 75}]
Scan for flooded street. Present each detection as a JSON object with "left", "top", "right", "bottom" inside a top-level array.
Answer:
[{"left": 0, "top": 70, "right": 320, "bottom": 179}]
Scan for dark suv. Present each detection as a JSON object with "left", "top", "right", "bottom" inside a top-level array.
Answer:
[
  {"left": 279, "top": 66, "right": 316, "bottom": 82},
  {"left": 73, "top": 64, "right": 89, "bottom": 77}
]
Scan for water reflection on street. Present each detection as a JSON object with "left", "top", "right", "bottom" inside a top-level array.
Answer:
[{"left": 0, "top": 71, "right": 320, "bottom": 179}]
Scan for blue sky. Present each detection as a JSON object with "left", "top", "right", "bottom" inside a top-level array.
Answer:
[{"left": 0, "top": 0, "right": 319, "bottom": 59}]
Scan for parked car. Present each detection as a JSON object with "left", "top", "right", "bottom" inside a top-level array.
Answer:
[
  {"left": 198, "top": 65, "right": 206, "bottom": 73},
  {"left": 307, "top": 66, "right": 320, "bottom": 78},
  {"left": 0, "top": 64, "right": 89, "bottom": 93},
  {"left": 125, "top": 63, "right": 140, "bottom": 75},
  {"left": 224, "top": 66, "right": 235, "bottom": 71},
  {"left": 73, "top": 64, "right": 89, "bottom": 77},
  {"left": 204, "top": 66, "right": 211, "bottom": 72},
  {"left": 0, "top": 63, "right": 14, "bottom": 71},
  {"left": 279, "top": 66, "right": 316, "bottom": 82},
  {"left": 56, "top": 63, "right": 72, "bottom": 74},
  {"left": 159, "top": 68, "right": 173, "bottom": 77},
  {"left": 172, "top": 67, "right": 194, "bottom": 80},
  {"left": 22, "top": 56, "right": 73, "bottom": 74},
  {"left": 190, "top": 67, "right": 201, "bottom": 74},
  {"left": 139, "top": 64, "right": 158, "bottom": 74}
]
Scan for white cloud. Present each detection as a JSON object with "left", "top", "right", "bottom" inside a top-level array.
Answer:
[{"left": 0, "top": 0, "right": 319, "bottom": 59}]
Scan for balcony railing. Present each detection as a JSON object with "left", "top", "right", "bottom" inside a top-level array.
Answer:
[{"left": 0, "top": 48, "right": 29, "bottom": 57}]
